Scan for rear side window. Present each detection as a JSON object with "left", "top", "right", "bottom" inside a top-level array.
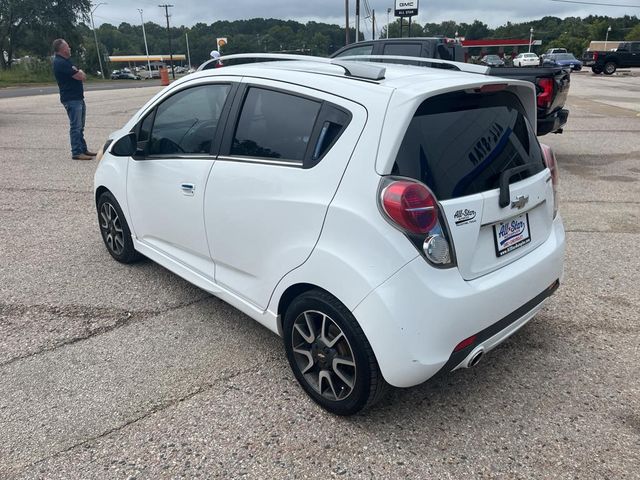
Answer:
[
  {"left": 231, "top": 87, "right": 321, "bottom": 162},
  {"left": 392, "top": 91, "right": 545, "bottom": 200},
  {"left": 334, "top": 44, "right": 374, "bottom": 57},
  {"left": 382, "top": 43, "right": 422, "bottom": 57}
]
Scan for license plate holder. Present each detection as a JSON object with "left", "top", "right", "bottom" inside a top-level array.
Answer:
[{"left": 493, "top": 213, "right": 531, "bottom": 257}]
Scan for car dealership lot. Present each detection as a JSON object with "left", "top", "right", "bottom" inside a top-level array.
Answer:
[{"left": 1, "top": 72, "right": 638, "bottom": 478}]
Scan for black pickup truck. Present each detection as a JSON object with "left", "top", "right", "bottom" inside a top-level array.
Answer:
[
  {"left": 332, "top": 38, "right": 571, "bottom": 136},
  {"left": 582, "top": 41, "right": 640, "bottom": 75}
]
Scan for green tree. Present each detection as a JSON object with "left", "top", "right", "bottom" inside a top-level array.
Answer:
[
  {"left": 626, "top": 24, "right": 640, "bottom": 40},
  {"left": 0, "top": 0, "right": 91, "bottom": 69}
]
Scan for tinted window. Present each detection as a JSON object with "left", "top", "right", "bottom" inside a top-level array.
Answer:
[
  {"left": 334, "top": 44, "right": 374, "bottom": 57},
  {"left": 392, "top": 91, "right": 545, "bottom": 200},
  {"left": 149, "top": 84, "right": 230, "bottom": 155},
  {"left": 382, "top": 43, "right": 422, "bottom": 57},
  {"left": 231, "top": 88, "right": 321, "bottom": 162}
]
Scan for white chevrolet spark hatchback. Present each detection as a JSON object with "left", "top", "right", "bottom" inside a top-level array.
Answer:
[{"left": 94, "top": 55, "right": 565, "bottom": 415}]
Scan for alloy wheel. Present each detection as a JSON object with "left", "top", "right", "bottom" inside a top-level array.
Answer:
[
  {"left": 99, "top": 202, "right": 125, "bottom": 255},
  {"left": 291, "top": 310, "right": 356, "bottom": 401}
]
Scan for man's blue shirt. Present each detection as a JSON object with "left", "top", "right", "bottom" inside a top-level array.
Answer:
[{"left": 53, "top": 54, "right": 84, "bottom": 103}]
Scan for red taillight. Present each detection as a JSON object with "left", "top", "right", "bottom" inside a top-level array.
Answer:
[
  {"left": 537, "top": 77, "right": 553, "bottom": 109},
  {"left": 593, "top": 51, "right": 599, "bottom": 62},
  {"left": 381, "top": 181, "right": 438, "bottom": 234},
  {"left": 540, "top": 143, "right": 559, "bottom": 217},
  {"left": 454, "top": 335, "right": 477, "bottom": 352}
]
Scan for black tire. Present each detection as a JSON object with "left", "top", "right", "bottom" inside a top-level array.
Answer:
[
  {"left": 97, "top": 191, "right": 142, "bottom": 264},
  {"left": 283, "top": 289, "right": 388, "bottom": 416},
  {"left": 603, "top": 62, "right": 617, "bottom": 75},
  {"left": 591, "top": 66, "right": 603, "bottom": 74}
]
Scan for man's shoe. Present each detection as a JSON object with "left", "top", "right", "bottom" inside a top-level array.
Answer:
[
  {"left": 85, "top": 150, "right": 98, "bottom": 156},
  {"left": 72, "top": 154, "right": 93, "bottom": 160}
]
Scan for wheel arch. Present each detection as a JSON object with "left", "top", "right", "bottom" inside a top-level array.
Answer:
[
  {"left": 276, "top": 283, "right": 334, "bottom": 336},
  {"left": 95, "top": 185, "right": 111, "bottom": 205}
]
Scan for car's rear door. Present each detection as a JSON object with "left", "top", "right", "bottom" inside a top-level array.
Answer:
[
  {"left": 203, "top": 80, "right": 367, "bottom": 309},
  {"left": 391, "top": 89, "right": 554, "bottom": 280}
]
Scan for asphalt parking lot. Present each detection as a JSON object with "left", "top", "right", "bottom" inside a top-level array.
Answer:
[{"left": 1, "top": 71, "right": 639, "bottom": 479}]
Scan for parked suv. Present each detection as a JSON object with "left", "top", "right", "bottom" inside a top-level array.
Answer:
[{"left": 94, "top": 55, "right": 565, "bottom": 415}]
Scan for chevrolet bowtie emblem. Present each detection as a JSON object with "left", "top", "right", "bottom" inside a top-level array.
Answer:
[{"left": 511, "top": 195, "right": 529, "bottom": 209}]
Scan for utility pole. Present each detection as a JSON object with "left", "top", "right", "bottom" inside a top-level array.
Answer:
[
  {"left": 159, "top": 4, "right": 175, "bottom": 79},
  {"left": 345, "top": 0, "right": 349, "bottom": 45},
  {"left": 387, "top": 8, "right": 391, "bottom": 39},
  {"left": 372, "top": 10, "right": 376, "bottom": 40},
  {"left": 90, "top": 2, "right": 106, "bottom": 79},
  {"left": 355, "top": 0, "right": 360, "bottom": 43},
  {"left": 137, "top": 9, "right": 152, "bottom": 76},
  {"left": 185, "top": 33, "right": 191, "bottom": 70}
]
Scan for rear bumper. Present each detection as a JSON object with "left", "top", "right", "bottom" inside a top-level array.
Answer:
[
  {"left": 537, "top": 108, "right": 569, "bottom": 136},
  {"left": 352, "top": 215, "right": 565, "bottom": 388}
]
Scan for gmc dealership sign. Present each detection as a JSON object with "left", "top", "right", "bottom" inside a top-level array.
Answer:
[{"left": 395, "top": 0, "right": 419, "bottom": 17}]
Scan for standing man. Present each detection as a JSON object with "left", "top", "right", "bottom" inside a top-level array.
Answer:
[{"left": 52, "top": 39, "right": 96, "bottom": 160}]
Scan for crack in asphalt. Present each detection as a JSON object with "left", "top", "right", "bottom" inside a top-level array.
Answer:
[
  {"left": 20, "top": 364, "right": 264, "bottom": 473},
  {"left": 0, "top": 296, "right": 210, "bottom": 368},
  {"left": 0, "top": 186, "right": 91, "bottom": 195},
  {"left": 561, "top": 200, "right": 640, "bottom": 204},
  {"left": 564, "top": 229, "right": 639, "bottom": 234}
]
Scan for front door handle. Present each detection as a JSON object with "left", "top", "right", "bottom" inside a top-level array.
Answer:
[{"left": 181, "top": 183, "right": 195, "bottom": 196}]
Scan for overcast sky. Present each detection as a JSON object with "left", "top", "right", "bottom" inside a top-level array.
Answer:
[{"left": 92, "top": 0, "right": 640, "bottom": 33}]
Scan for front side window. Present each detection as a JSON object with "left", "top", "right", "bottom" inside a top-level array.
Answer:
[
  {"left": 231, "top": 88, "right": 321, "bottom": 162},
  {"left": 148, "top": 84, "right": 230, "bottom": 155}
]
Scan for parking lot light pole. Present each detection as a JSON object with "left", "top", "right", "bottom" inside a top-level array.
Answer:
[
  {"left": 138, "top": 9, "right": 152, "bottom": 76},
  {"left": 528, "top": 27, "right": 534, "bottom": 53},
  {"left": 90, "top": 2, "right": 107, "bottom": 79},
  {"left": 605, "top": 26, "right": 612, "bottom": 50},
  {"left": 529, "top": 27, "right": 533, "bottom": 53}
]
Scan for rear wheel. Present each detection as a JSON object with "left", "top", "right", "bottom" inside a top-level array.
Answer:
[
  {"left": 97, "top": 191, "right": 142, "bottom": 263},
  {"left": 603, "top": 62, "right": 617, "bottom": 75},
  {"left": 283, "top": 290, "right": 388, "bottom": 416},
  {"left": 591, "top": 66, "right": 603, "bottom": 74}
]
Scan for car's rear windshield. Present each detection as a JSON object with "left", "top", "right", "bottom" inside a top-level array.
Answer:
[{"left": 392, "top": 90, "right": 545, "bottom": 201}]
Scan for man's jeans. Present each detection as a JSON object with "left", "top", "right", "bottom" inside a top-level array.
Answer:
[{"left": 62, "top": 100, "right": 88, "bottom": 156}]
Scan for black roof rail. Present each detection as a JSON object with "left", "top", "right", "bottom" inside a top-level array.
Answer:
[{"left": 197, "top": 53, "right": 386, "bottom": 81}]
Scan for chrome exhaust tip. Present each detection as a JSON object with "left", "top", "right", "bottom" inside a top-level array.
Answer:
[{"left": 464, "top": 347, "right": 485, "bottom": 368}]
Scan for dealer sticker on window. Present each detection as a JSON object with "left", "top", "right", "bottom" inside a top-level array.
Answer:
[{"left": 493, "top": 213, "right": 531, "bottom": 257}]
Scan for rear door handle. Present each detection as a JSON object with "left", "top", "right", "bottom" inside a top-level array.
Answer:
[{"left": 181, "top": 183, "right": 195, "bottom": 196}]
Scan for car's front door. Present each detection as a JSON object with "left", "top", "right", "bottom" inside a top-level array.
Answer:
[
  {"left": 203, "top": 81, "right": 367, "bottom": 310},
  {"left": 126, "top": 80, "right": 234, "bottom": 279}
]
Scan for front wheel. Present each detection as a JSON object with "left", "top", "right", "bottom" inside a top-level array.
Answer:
[
  {"left": 603, "top": 62, "right": 617, "bottom": 75},
  {"left": 283, "top": 290, "right": 388, "bottom": 416},
  {"left": 97, "top": 191, "right": 142, "bottom": 263}
]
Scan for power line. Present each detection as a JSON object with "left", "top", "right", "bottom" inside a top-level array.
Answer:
[{"left": 550, "top": 0, "right": 640, "bottom": 7}]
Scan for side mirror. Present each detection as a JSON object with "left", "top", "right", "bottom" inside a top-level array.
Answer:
[{"left": 111, "top": 132, "right": 137, "bottom": 157}]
